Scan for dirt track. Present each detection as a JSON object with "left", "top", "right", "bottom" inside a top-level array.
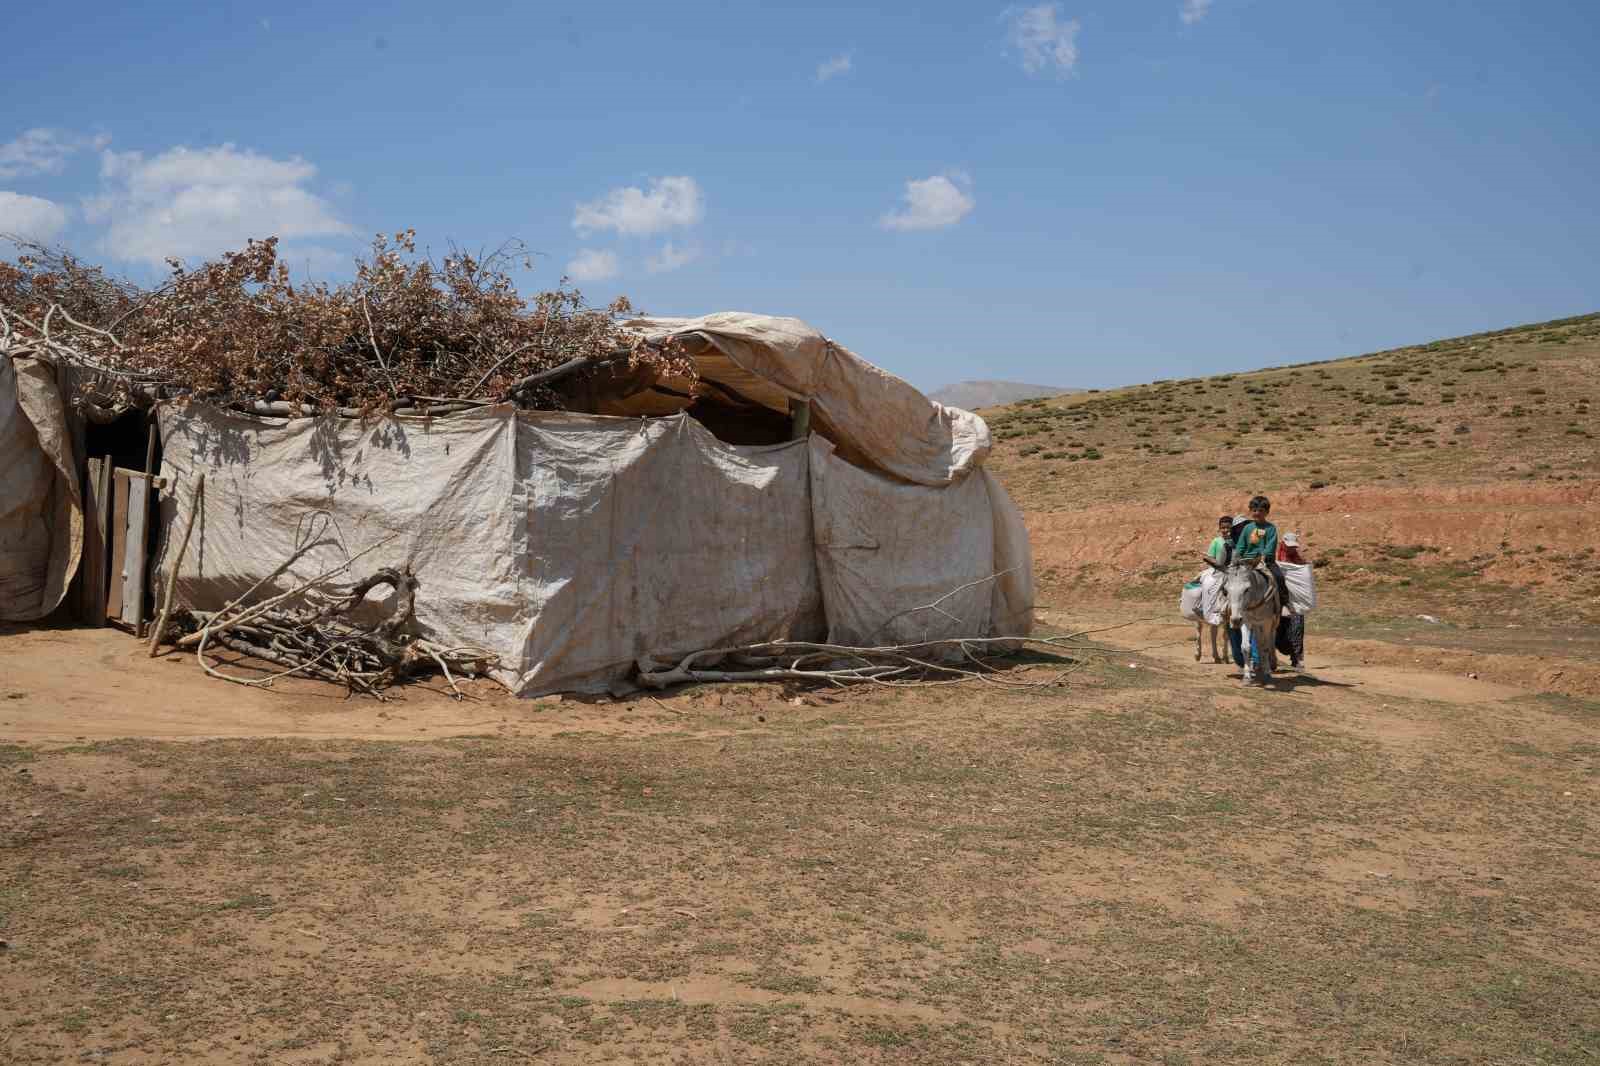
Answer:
[
  {"left": 0, "top": 614, "right": 1580, "bottom": 745},
  {"left": 3, "top": 615, "right": 1597, "bottom": 1065},
  {"left": 3, "top": 315, "right": 1597, "bottom": 1062}
]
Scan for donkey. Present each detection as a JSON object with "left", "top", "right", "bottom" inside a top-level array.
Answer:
[
  {"left": 1183, "top": 570, "right": 1229, "bottom": 663},
  {"left": 1205, "top": 556, "right": 1280, "bottom": 684},
  {"left": 1195, "top": 610, "right": 1228, "bottom": 664}
]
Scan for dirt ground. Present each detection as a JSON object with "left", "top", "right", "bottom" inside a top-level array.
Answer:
[
  {"left": 0, "top": 618, "right": 1569, "bottom": 743},
  {"left": 3, "top": 610, "right": 1597, "bottom": 1065},
  {"left": 3, "top": 315, "right": 1597, "bottom": 1062}
]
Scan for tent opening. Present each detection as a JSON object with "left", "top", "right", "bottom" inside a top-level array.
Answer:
[
  {"left": 85, "top": 408, "right": 157, "bottom": 474},
  {"left": 680, "top": 397, "right": 793, "bottom": 446}
]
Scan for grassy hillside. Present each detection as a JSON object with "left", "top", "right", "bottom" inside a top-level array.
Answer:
[
  {"left": 928, "top": 380, "right": 1080, "bottom": 410},
  {"left": 983, "top": 312, "right": 1600, "bottom": 626}
]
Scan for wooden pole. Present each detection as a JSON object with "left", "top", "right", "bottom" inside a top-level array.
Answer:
[
  {"left": 136, "top": 419, "right": 159, "bottom": 639},
  {"left": 788, "top": 398, "right": 811, "bottom": 441},
  {"left": 148, "top": 474, "right": 203, "bottom": 657},
  {"left": 79, "top": 458, "right": 104, "bottom": 622},
  {"left": 95, "top": 457, "right": 112, "bottom": 625}
]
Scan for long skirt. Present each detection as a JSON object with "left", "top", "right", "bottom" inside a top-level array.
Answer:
[{"left": 1275, "top": 613, "right": 1306, "bottom": 662}]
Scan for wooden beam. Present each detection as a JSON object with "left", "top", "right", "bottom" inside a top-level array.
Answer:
[
  {"left": 788, "top": 398, "right": 811, "bottom": 441},
  {"left": 94, "top": 457, "right": 112, "bottom": 625},
  {"left": 78, "top": 459, "right": 106, "bottom": 622},
  {"left": 149, "top": 473, "right": 202, "bottom": 656},
  {"left": 111, "top": 467, "right": 166, "bottom": 488}
]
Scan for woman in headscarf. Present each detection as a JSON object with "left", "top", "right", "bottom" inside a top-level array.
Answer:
[{"left": 1275, "top": 532, "right": 1308, "bottom": 668}]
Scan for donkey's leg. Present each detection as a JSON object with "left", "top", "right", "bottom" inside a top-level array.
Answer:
[
  {"left": 1240, "top": 623, "right": 1255, "bottom": 683},
  {"left": 1212, "top": 624, "right": 1225, "bottom": 663}
]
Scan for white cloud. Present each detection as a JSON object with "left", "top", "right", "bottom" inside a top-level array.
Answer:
[
  {"left": 0, "top": 191, "right": 70, "bottom": 242},
  {"left": 1179, "top": 0, "right": 1213, "bottom": 24},
  {"left": 83, "top": 143, "right": 353, "bottom": 266},
  {"left": 0, "top": 128, "right": 108, "bottom": 179},
  {"left": 645, "top": 242, "right": 699, "bottom": 274},
  {"left": 1005, "top": 4, "right": 1080, "bottom": 77},
  {"left": 573, "top": 176, "right": 703, "bottom": 237},
  {"left": 879, "top": 174, "right": 974, "bottom": 232},
  {"left": 816, "top": 54, "right": 852, "bottom": 82},
  {"left": 566, "top": 248, "right": 620, "bottom": 282}
]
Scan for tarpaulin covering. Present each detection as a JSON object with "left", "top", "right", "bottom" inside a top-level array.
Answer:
[
  {"left": 512, "top": 414, "right": 823, "bottom": 693},
  {"left": 810, "top": 437, "right": 994, "bottom": 645},
  {"left": 154, "top": 402, "right": 1030, "bottom": 695},
  {"left": 0, "top": 353, "right": 82, "bottom": 621},
  {"left": 622, "top": 313, "right": 991, "bottom": 487}
]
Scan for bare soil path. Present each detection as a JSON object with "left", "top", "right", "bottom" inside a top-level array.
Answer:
[
  {"left": 4, "top": 315, "right": 1598, "bottom": 1063},
  {"left": 4, "top": 618, "right": 1597, "bottom": 1065}
]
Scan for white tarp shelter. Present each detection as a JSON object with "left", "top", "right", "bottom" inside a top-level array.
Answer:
[
  {"left": 8, "top": 313, "right": 1034, "bottom": 695},
  {"left": 0, "top": 352, "right": 82, "bottom": 621}
]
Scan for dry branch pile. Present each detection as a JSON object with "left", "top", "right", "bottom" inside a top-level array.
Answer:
[
  {"left": 156, "top": 514, "right": 496, "bottom": 699},
  {"left": 0, "top": 232, "right": 691, "bottom": 418},
  {"left": 636, "top": 636, "right": 1082, "bottom": 690}
]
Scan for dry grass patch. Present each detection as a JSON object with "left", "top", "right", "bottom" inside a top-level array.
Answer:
[{"left": 3, "top": 653, "right": 1597, "bottom": 1063}]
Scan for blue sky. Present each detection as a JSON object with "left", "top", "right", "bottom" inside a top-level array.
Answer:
[{"left": 2, "top": 0, "right": 1596, "bottom": 390}]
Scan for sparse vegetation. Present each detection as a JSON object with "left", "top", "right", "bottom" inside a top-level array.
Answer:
[
  {"left": 981, "top": 310, "right": 1599, "bottom": 626},
  {"left": 3, "top": 660, "right": 1599, "bottom": 1064},
  {"left": 3, "top": 310, "right": 1598, "bottom": 1065}
]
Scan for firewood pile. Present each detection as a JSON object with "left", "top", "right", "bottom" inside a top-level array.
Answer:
[
  {"left": 0, "top": 231, "right": 692, "bottom": 419},
  {"left": 636, "top": 636, "right": 1083, "bottom": 690},
  {"left": 154, "top": 514, "right": 496, "bottom": 700}
]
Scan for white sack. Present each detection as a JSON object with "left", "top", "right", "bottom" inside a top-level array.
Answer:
[
  {"left": 808, "top": 437, "right": 996, "bottom": 646},
  {"left": 1281, "top": 561, "right": 1316, "bottom": 614},
  {"left": 1201, "top": 568, "right": 1226, "bottom": 625},
  {"left": 1179, "top": 583, "right": 1202, "bottom": 622},
  {"left": 1180, "top": 569, "right": 1227, "bottom": 625},
  {"left": 0, "top": 353, "right": 82, "bottom": 621}
]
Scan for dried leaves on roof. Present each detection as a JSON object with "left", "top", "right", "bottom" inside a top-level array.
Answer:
[{"left": 0, "top": 231, "right": 691, "bottom": 415}]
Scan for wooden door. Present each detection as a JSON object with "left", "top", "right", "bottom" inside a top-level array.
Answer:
[{"left": 106, "top": 468, "right": 155, "bottom": 630}]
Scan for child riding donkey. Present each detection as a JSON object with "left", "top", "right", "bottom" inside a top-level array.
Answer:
[
  {"left": 1207, "top": 495, "right": 1295, "bottom": 683},
  {"left": 1187, "top": 514, "right": 1235, "bottom": 663}
]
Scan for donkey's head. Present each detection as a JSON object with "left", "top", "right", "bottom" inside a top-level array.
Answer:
[{"left": 1223, "top": 562, "right": 1263, "bottom": 619}]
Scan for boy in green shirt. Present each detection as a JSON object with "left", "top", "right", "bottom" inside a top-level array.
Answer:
[
  {"left": 1233, "top": 494, "right": 1291, "bottom": 608},
  {"left": 1206, "top": 515, "right": 1234, "bottom": 566}
]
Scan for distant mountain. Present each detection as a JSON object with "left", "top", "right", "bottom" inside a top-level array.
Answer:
[{"left": 928, "top": 380, "right": 1081, "bottom": 411}]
